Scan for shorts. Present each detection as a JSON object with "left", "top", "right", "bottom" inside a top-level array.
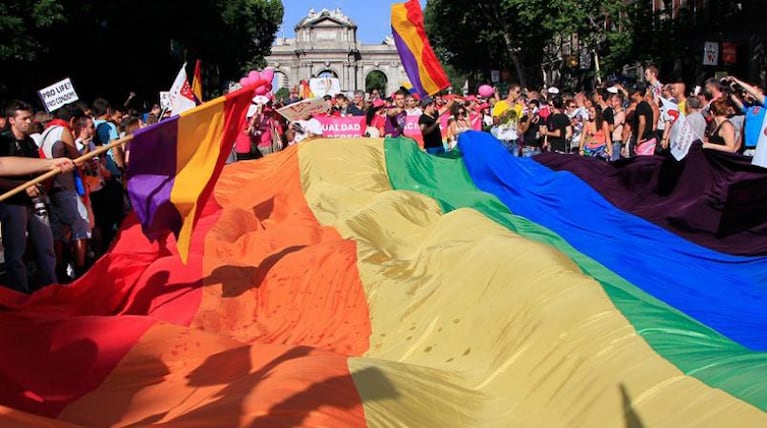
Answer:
[{"left": 50, "top": 190, "right": 91, "bottom": 241}]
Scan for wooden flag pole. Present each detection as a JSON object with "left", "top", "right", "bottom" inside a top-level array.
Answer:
[{"left": 0, "top": 134, "right": 134, "bottom": 203}]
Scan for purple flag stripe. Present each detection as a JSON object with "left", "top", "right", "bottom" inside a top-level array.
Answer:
[
  {"left": 392, "top": 28, "right": 427, "bottom": 97},
  {"left": 127, "top": 116, "right": 182, "bottom": 239}
]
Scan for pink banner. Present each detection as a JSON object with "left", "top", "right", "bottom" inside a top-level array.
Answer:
[{"left": 314, "top": 116, "right": 366, "bottom": 138}]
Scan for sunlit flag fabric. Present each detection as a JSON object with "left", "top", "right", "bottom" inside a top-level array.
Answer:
[
  {"left": 126, "top": 83, "right": 254, "bottom": 263},
  {"left": 168, "top": 62, "right": 197, "bottom": 114},
  {"left": 0, "top": 134, "right": 766, "bottom": 427},
  {"left": 391, "top": 0, "right": 450, "bottom": 97},
  {"left": 192, "top": 59, "right": 204, "bottom": 104}
]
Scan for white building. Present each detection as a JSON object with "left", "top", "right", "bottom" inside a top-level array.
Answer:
[{"left": 266, "top": 8, "right": 410, "bottom": 96}]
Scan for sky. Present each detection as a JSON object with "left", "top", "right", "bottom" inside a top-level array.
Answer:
[{"left": 277, "top": 0, "right": 428, "bottom": 44}]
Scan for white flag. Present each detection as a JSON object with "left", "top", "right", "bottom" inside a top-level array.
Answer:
[{"left": 168, "top": 63, "right": 196, "bottom": 115}]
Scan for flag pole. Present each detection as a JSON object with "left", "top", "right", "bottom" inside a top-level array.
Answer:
[{"left": 0, "top": 135, "right": 134, "bottom": 203}]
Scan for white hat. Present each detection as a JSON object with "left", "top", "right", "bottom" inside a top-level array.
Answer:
[
  {"left": 547, "top": 87, "right": 560, "bottom": 95},
  {"left": 252, "top": 95, "right": 270, "bottom": 105},
  {"left": 607, "top": 86, "right": 619, "bottom": 94}
]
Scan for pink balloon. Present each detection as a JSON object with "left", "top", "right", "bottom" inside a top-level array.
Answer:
[
  {"left": 261, "top": 67, "right": 275, "bottom": 82},
  {"left": 248, "top": 70, "right": 261, "bottom": 81},
  {"left": 239, "top": 77, "right": 249, "bottom": 87},
  {"left": 254, "top": 85, "right": 268, "bottom": 95},
  {"left": 478, "top": 84, "right": 495, "bottom": 98}
]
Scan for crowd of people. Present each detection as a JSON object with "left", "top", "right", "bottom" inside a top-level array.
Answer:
[
  {"left": 239, "top": 65, "right": 765, "bottom": 166},
  {"left": 1, "top": 64, "right": 765, "bottom": 293},
  {"left": 0, "top": 98, "right": 144, "bottom": 292}
]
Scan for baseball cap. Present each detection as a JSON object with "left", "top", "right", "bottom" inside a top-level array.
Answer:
[
  {"left": 419, "top": 97, "right": 434, "bottom": 108},
  {"left": 547, "top": 87, "right": 560, "bottom": 95},
  {"left": 607, "top": 86, "right": 619, "bottom": 94}
]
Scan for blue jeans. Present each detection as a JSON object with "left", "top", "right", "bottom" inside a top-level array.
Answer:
[
  {"left": 521, "top": 146, "right": 541, "bottom": 158},
  {"left": 501, "top": 140, "right": 520, "bottom": 157},
  {"left": 611, "top": 141, "right": 622, "bottom": 161},
  {"left": 426, "top": 146, "right": 445, "bottom": 155},
  {"left": 0, "top": 203, "right": 57, "bottom": 293}
]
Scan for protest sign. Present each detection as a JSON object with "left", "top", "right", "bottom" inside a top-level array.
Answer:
[
  {"left": 315, "top": 116, "right": 366, "bottom": 138},
  {"left": 277, "top": 98, "right": 328, "bottom": 122},
  {"left": 37, "top": 78, "right": 79, "bottom": 113},
  {"left": 160, "top": 92, "right": 171, "bottom": 110},
  {"left": 309, "top": 78, "right": 341, "bottom": 97}
]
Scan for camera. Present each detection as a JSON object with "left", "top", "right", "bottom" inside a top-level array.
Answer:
[
  {"left": 32, "top": 194, "right": 50, "bottom": 217},
  {"left": 720, "top": 77, "right": 743, "bottom": 94}
]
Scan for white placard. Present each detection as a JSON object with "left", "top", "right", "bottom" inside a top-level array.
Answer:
[
  {"left": 670, "top": 116, "right": 698, "bottom": 161},
  {"left": 276, "top": 97, "right": 328, "bottom": 122},
  {"left": 309, "top": 78, "right": 341, "bottom": 97},
  {"left": 159, "top": 91, "right": 171, "bottom": 109},
  {"left": 491, "top": 70, "right": 500, "bottom": 83},
  {"left": 37, "top": 78, "right": 79, "bottom": 113},
  {"left": 703, "top": 42, "right": 719, "bottom": 66}
]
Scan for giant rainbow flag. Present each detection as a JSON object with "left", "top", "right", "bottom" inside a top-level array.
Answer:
[{"left": 0, "top": 133, "right": 766, "bottom": 427}]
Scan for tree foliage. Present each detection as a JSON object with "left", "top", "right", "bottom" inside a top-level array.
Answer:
[
  {"left": 0, "top": 0, "right": 67, "bottom": 62},
  {"left": 424, "top": 0, "right": 629, "bottom": 88},
  {"left": 0, "top": 0, "right": 283, "bottom": 106}
]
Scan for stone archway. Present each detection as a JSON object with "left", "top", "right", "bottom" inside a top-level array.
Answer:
[
  {"left": 365, "top": 70, "right": 388, "bottom": 95},
  {"left": 273, "top": 71, "right": 289, "bottom": 91},
  {"left": 317, "top": 69, "right": 339, "bottom": 78}
]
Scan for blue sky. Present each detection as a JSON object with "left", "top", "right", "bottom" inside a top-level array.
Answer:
[{"left": 277, "top": 0, "right": 428, "bottom": 44}]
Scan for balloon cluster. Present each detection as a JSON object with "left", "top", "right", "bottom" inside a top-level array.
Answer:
[{"left": 239, "top": 67, "right": 275, "bottom": 96}]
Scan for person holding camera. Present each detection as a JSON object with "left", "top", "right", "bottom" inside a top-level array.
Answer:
[
  {"left": 722, "top": 76, "right": 765, "bottom": 160},
  {"left": 0, "top": 101, "right": 58, "bottom": 293}
]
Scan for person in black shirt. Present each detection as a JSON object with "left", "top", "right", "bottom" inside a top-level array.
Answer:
[
  {"left": 519, "top": 99, "right": 543, "bottom": 157},
  {"left": 0, "top": 100, "right": 58, "bottom": 293},
  {"left": 628, "top": 86, "right": 656, "bottom": 156},
  {"left": 419, "top": 97, "right": 444, "bottom": 154},
  {"left": 542, "top": 97, "right": 572, "bottom": 153}
]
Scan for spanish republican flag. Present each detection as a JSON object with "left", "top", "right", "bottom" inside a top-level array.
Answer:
[
  {"left": 126, "top": 82, "right": 257, "bottom": 263},
  {"left": 192, "top": 59, "right": 203, "bottom": 104},
  {"left": 391, "top": 0, "right": 450, "bottom": 97}
]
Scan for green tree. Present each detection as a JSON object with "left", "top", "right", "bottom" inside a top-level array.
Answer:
[
  {"left": 424, "top": 0, "right": 628, "bottom": 88},
  {"left": 0, "top": 0, "right": 283, "bottom": 104},
  {"left": 0, "top": 0, "right": 67, "bottom": 62},
  {"left": 366, "top": 71, "right": 387, "bottom": 93}
]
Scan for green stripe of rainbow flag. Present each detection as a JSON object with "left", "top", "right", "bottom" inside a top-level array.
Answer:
[{"left": 0, "top": 138, "right": 764, "bottom": 427}]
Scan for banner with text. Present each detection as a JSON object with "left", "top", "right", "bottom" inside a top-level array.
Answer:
[
  {"left": 277, "top": 98, "right": 328, "bottom": 122},
  {"left": 37, "top": 78, "right": 79, "bottom": 113},
  {"left": 315, "top": 116, "right": 366, "bottom": 138}
]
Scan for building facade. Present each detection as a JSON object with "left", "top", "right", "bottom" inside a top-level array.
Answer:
[{"left": 265, "top": 8, "right": 410, "bottom": 96}]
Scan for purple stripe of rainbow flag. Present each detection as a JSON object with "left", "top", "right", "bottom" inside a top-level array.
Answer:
[{"left": 391, "top": 0, "right": 450, "bottom": 97}]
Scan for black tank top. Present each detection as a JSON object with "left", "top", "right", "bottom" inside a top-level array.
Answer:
[{"left": 709, "top": 120, "right": 729, "bottom": 146}]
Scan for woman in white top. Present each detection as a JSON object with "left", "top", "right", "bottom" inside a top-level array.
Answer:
[{"left": 446, "top": 105, "right": 472, "bottom": 149}]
